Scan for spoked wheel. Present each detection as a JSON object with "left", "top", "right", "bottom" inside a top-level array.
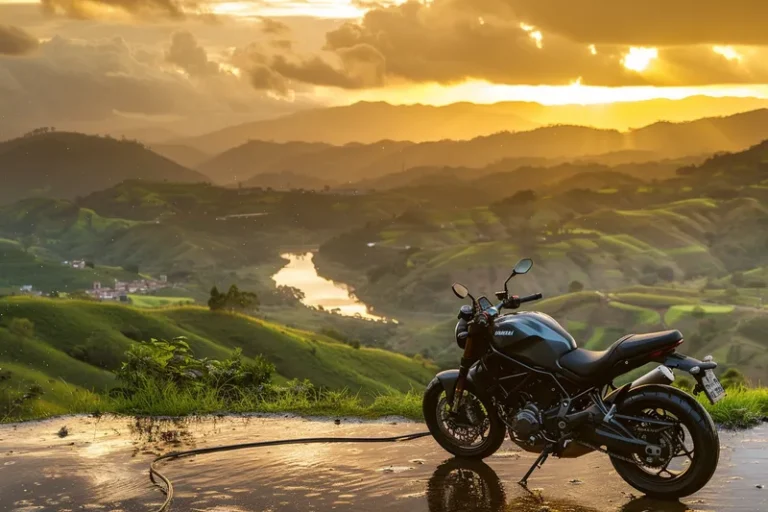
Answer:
[
  {"left": 423, "top": 378, "right": 506, "bottom": 459},
  {"left": 426, "top": 459, "right": 506, "bottom": 512},
  {"left": 611, "top": 385, "right": 719, "bottom": 499}
]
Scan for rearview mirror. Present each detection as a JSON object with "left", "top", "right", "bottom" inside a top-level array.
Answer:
[
  {"left": 513, "top": 258, "right": 533, "bottom": 275},
  {"left": 452, "top": 283, "right": 469, "bottom": 299}
]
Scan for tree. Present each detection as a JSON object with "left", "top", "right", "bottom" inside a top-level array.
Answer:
[
  {"left": 208, "top": 284, "right": 259, "bottom": 312},
  {"left": 208, "top": 286, "right": 224, "bottom": 310},
  {"left": 568, "top": 280, "right": 584, "bottom": 293}
]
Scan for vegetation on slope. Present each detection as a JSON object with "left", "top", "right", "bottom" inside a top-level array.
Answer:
[
  {"left": 0, "top": 297, "right": 435, "bottom": 421},
  {"left": 0, "top": 132, "right": 207, "bottom": 204}
]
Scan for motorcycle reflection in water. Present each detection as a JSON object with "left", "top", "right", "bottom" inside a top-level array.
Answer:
[{"left": 425, "top": 458, "right": 692, "bottom": 512}]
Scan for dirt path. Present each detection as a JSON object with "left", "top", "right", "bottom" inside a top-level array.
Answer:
[{"left": 0, "top": 415, "right": 765, "bottom": 512}]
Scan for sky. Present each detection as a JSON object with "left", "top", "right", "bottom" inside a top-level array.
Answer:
[{"left": 3, "top": 0, "right": 768, "bottom": 138}]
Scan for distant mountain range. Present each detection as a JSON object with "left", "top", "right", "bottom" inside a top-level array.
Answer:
[
  {"left": 0, "top": 132, "right": 207, "bottom": 204},
  {"left": 196, "top": 109, "right": 768, "bottom": 185},
  {"left": 4, "top": 107, "right": 768, "bottom": 204},
  {"left": 179, "top": 96, "right": 768, "bottom": 153}
]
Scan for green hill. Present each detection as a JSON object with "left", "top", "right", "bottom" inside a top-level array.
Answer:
[
  {"left": 0, "top": 131, "right": 208, "bottom": 204},
  {"left": 0, "top": 297, "right": 435, "bottom": 416}
]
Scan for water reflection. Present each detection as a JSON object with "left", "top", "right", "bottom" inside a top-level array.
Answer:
[
  {"left": 426, "top": 458, "right": 692, "bottom": 512},
  {"left": 271, "top": 252, "right": 388, "bottom": 321}
]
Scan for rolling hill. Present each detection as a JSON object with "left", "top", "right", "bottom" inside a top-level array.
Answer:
[
  {"left": 183, "top": 96, "right": 768, "bottom": 153},
  {"left": 195, "top": 110, "right": 768, "bottom": 185},
  {"left": 182, "top": 101, "right": 538, "bottom": 153},
  {"left": 0, "top": 297, "right": 436, "bottom": 417},
  {"left": 0, "top": 132, "right": 208, "bottom": 204}
]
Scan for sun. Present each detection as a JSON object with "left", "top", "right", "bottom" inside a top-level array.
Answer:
[{"left": 622, "top": 47, "right": 658, "bottom": 72}]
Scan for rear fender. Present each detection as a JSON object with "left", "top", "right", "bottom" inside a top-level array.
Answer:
[{"left": 662, "top": 352, "right": 717, "bottom": 374}]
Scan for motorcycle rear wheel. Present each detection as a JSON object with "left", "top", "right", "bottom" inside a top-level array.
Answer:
[
  {"left": 423, "top": 377, "right": 506, "bottom": 459},
  {"left": 610, "top": 385, "right": 719, "bottom": 499}
]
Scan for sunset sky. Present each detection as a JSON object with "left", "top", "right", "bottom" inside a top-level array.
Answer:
[{"left": 3, "top": 0, "right": 768, "bottom": 137}]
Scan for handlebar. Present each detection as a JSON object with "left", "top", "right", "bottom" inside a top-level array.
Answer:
[
  {"left": 519, "top": 293, "right": 543, "bottom": 304},
  {"left": 499, "top": 292, "right": 543, "bottom": 310}
]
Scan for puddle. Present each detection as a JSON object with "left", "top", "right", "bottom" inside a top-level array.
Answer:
[{"left": 0, "top": 416, "right": 764, "bottom": 511}]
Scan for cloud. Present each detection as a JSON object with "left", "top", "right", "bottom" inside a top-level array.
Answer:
[
  {"left": 302, "top": 0, "right": 768, "bottom": 88},
  {"left": 260, "top": 17, "right": 290, "bottom": 36},
  {"left": 506, "top": 0, "right": 768, "bottom": 46},
  {"left": 0, "top": 35, "right": 313, "bottom": 140},
  {"left": 249, "top": 64, "right": 289, "bottom": 95},
  {"left": 318, "top": 2, "right": 641, "bottom": 87},
  {"left": 40, "top": 0, "right": 194, "bottom": 19},
  {"left": 166, "top": 31, "right": 220, "bottom": 76},
  {"left": 0, "top": 25, "right": 39, "bottom": 56}
]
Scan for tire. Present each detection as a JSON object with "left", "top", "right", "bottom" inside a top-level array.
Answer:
[
  {"left": 610, "top": 384, "right": 719, "bottom": 499},
  {"left": 426, "top": 458, "right": 506, "bottom": 512},
  {"left": 423, "top": 377, "right": 506, "bottom": 459}
]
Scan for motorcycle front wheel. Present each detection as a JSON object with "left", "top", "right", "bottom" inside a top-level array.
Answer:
[
  {"left": 610, "top": 385, "right": 720, "bottom": 499},
  {"left": 423, "top": 377, "right": 506, "bottom": 459}
]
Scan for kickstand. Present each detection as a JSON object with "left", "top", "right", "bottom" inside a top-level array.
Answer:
[{"left": 518, "top": 443, "right": 553, "bottom": 487}]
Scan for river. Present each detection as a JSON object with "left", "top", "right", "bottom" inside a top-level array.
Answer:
[{"left": 271, "top": 252, "right": 387, "bottom": 322}]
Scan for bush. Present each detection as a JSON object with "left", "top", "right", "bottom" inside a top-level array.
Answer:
[
  {"left": 115, "top": 337, "right": 274, "bottom": 402},
  {"left": 9, "top": 318, "right": 34, "bottom": 338},
  {"left": 568, "top": 280, "right": 584, "bottom": 293},
  {"left": 674, "top": 375, "right": 696, "bottom": 392},
  {"left": 67, "top": 332, "right": 123, "bottom": 370},
  {"left": 721, "top": 368, "right": 747, "bottom": 390},
  {"left": 120, "top": 325, "right": 144, "bottom": 341}
]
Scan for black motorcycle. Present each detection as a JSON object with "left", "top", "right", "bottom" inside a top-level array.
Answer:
[{"left": 423, "top": 258, "right": 725, "bottom": 499}]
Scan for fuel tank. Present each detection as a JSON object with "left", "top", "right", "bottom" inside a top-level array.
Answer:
[{"left": 492, "top": 311, "right": 576, "bottom": 370}]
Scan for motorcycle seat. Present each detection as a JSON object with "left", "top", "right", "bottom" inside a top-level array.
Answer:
[{"left": 559, "top": 330, "right": 683, "bottom": 378}]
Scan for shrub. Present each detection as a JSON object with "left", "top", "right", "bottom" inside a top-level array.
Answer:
[
  {"left": 115, "top": 337, "right": 274, "bottom": 402},
  {"left": 120, "top": 325, "right": 144, "bottom": 341},
  {"left": 674, "top": 376, "right": 696, "bottom": 392},
  {"left": 568, "top": 280, "right": 584, "bottom": 293},
  {"left": 721, "top": 368, "right": 747, "bottom": 390},
  {"left": 9, "top": 318, "right": 34, "bottom": 338}
]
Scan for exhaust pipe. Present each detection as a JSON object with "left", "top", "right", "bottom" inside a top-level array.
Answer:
[{"left": 631, "top": 365, "right": 675, "bottom": 388}]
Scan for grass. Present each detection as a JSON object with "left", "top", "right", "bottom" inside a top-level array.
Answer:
[
  {"left": 699, "top": 388, "right": 768, "bottom": 429},
  {"left": 0, "top": 297, "right": 436, "bottom": 419},
  {"left": 665, "top": 304, "right": 735, "bottom": 325},
  {"left": 608, "top": 301, "right": 661, "bottom": 325},
  {"left": 128, "top": 295, "right": 195, "bottom": 308},
  {"left": 5, "top": 377, "right": 766, "bottom": 430}
]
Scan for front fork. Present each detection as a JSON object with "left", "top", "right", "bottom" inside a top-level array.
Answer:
[{"left": 451, "top": 338, "right": 474, "bottom": 413}]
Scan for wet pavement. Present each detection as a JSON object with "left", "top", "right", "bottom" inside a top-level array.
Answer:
[{"left": 0, "top": 415, "right": 765, "bottom": 512}]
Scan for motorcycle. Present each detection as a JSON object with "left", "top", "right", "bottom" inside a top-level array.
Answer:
[{"left": 423, "top": 258, "right": 725, "bottom": 499}]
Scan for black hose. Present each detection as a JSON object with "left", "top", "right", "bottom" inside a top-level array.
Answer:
[{"left": 148, "top": 431, "right": 432, "bottom": 512}]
